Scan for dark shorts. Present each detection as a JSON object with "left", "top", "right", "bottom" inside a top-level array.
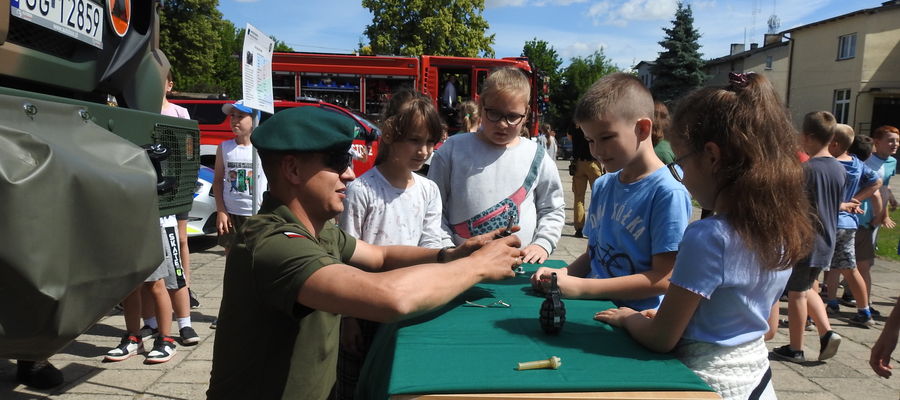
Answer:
[
  {"left": 175, "top": 211, "right": 189, "bottom": 221},
  {"left": 785, "top": 262, "right": 822, "bottom": 292},
  {"left": 855, "top": 225, "right": 876, "bottom": 262},
  {"left": 217, "top": 213, "right": 249, "bottom": 249}
]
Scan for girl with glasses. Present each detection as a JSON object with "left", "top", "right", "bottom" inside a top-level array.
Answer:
[
  {"left": 428, "top": 67, "right": 565, "bottom": 264},
  {"left": 596, "top": 73, "right": 814, "bottom": 399}
]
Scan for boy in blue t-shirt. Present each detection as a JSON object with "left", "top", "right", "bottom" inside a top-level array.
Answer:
[
  {"left": 530, "top": 73, "right": 692, "bottom": 310},
  {"left": 823, "top": 124, "right": 880, "bottom": 327},
  {"left": 854, "top": 125, "right": 899, "bottom": 314}
]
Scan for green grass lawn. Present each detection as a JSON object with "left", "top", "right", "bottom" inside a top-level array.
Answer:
[{"left": 875, "top": 207, "right": 900, "bottom": 261}]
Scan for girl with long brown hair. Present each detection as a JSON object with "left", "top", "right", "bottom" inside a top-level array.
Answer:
[{"left": 596, "top": 73, "right": 813, "bottom": 399}]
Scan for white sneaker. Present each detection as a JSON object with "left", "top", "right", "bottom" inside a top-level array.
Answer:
[
  {"left": 105, "top": 334, "right": 144, "bottom": 362},
  {"left": 145, "top": 336, "right": 177, "bottom": 364}
]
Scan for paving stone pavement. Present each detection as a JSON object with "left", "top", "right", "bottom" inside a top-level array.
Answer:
[{"left": 3, "top": 160, "right": 899, "bottom": 399}]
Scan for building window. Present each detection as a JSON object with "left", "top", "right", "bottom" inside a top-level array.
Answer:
[
  {"left": 765, "top": 56, "right": 773, "bottom": 70},
  {"left": 833, "top": 89, "right": 851, "bottom": 123},
  {"left": 837, "top": 33, "right": 856, "bottom": 60}
]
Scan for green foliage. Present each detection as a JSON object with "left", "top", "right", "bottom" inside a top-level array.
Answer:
[
  {"left": 273, "top": 38, "right": 294, "bottom": 53},
  {"left": 362, "top": 0, "right": 495, "bottom": 57},
  {"left": 160, "top": 0, "right": 293, "bottom": 98},
  {"left": 213, "top": 21, "right": 242, "bottom": 98},
  {"left": 522, "top": 38, "right": 563, "bottom": 126},
  {"left": 159, "top": 0, "right": 228, "bottom": 93},
  {"left": 554, "top": 50, "right": 618, "bottom": 134},
  {"left": 522, "top": 38, "right": 562, "bottom": 83},
  {"left": 877, "top": 208, "right": 900, "bottom": 261},
  {"left": 651, "top": 2, "right": 706, "bottom": 104}
]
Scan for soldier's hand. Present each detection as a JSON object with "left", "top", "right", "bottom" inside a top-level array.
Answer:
[
  {"left": 451, "top": 226, "right": 521, "bottom": 261},
  {"left": 470, "top": 235, "right": 523, "bottom": 281}
]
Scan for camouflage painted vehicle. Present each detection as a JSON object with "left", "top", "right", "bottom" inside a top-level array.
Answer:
[{"left": 1, "top": 0, "right": 199, "bottom": 360}]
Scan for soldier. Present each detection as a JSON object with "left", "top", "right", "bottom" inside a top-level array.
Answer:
[{"left": 206, "top": 106, "right": 524, "bottom": 399}]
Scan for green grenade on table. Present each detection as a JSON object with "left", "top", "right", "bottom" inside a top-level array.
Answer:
[{"left": 539, "top": 272, "right": 566, "bottom": 334}]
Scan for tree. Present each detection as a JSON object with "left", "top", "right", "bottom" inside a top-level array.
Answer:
[
  {"left": 521, "top": 38, "right": 563, "bottom": 126},
  {"left": 159, "top": 0, "right": 229, "bottom": 93},
  {"left": 651, "top": 2, "right": 706, "bottom": 104},
  {"left": 160, "top": 0, "right": 295, "bottom": 98},
  {"left": 362, "top": 0, "right": 494, "bottom": 57},
  {"left": 555, "top": 50, "right": 618, "bottom": 134}
]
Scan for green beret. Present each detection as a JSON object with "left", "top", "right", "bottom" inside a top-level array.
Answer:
[{"left": 251, "top": 106, "right": 357, "bottom": 152}]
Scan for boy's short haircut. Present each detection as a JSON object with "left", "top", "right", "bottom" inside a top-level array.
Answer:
[
  {"left": 872, "top": 125, "right": 900, "bottom": 140},
  {"left": 848, "top": 135, "right": 874, "bottom": 161},
  {"left": 831, "top": 123, "right": 855, "bottom": 151},
  {"left": 574, "top": 73, "right": 654, "bottom": 124},
  {"left": 480, "top": 67, "right": 531, "bottom": 106},
  {"left": 801, "top": 111, "right": 836, "bottom": 144}
]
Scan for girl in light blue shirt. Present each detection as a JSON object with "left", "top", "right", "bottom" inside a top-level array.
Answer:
[{"left": 595, "top": 73, "right": 814, "bottom": 400}]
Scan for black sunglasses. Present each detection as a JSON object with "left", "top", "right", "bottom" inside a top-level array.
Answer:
[{"left": 323, "top": 151, "right": 353, "bottom": 173}]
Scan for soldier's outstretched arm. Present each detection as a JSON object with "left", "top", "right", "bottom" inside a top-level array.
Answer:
[{"left": 296, "top": 235, "right": 522, "bottom": 323}]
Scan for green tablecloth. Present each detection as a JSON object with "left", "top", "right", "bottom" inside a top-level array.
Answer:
[{"left": 358, "top": 261, "right": 712, "bottom": 398}]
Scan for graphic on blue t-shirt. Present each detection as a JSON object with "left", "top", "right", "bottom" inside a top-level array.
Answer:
[
  {"left": 589, "top": 243, "right": 635, "bottom": 278},
  {"left": 584, "top": 167, "right": 692, "bottom": 311}
]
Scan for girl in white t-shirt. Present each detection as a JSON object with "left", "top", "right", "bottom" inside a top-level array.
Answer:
[
  {"left": 335, "top": 90, "right": 452, "bottom": 398},
  {"left": 339, "top": 89, "right": 452, "bottom": 248},
  {"left": 595, "top": 73, "right": 815, "bottom": 400}
]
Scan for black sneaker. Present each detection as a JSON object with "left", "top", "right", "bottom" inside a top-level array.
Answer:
[
  {"left": 105, "top": 334, "right": 144, "bottom": 362},
  {"left": 840, "top": 291, "right": 856, "bottom": 307},
  {"left": 825, "top": 301, "right": 840, "bottom": 315},
  {"left": 189, "top": 289, "right": 200, "bottom": 309},
  {"left": 138, "top": 325, "right": 159, "bottom": 340},
  {"left": 848, "top": 312, "right": 875, "bottom": 327},
  {"left": 818, "top": 330, "right": 842, "bottom": 361},
  {"left": 180, "top": 326, "right": 200, "bottom": 345},
  {"left": 870, "top": 305, "right": 881, "bottom": 317},
  {"left": 772, "top": 345, "right": 805, "bottom": 363},
  {"left": 145, "top": 336, "right": 177, "bottom": 364},
  {"left": 16, "top": 360, "right": 63, "bottom": 389},
  {"left": 210, "top": 319, "right": 218, "bottom": 329},
  {"left": 573, "top": 229, "right": 583, "bottom": 238}
]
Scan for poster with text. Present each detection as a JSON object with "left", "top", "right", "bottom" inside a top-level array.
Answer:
[{"left": 242, "top": 23, "right": 274, "bottom": 115}]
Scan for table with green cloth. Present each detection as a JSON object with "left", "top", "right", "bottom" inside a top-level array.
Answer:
[{"left": 358, "top": 260, "right": 717, "bottom": 399}]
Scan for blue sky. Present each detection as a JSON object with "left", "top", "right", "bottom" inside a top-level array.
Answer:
[{"left": 217, "top": 0, "right": 885, "bottom": 69}]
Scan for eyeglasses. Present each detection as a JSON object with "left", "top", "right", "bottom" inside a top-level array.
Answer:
[
  {"left": 666, "top": 152, "right": 696, "bottom": 183},
  {"left": 483, "top": 108, "right": 526, "bottom": 126},
  {"left": 323, "top": 151, "right": 353, "bottom": 173}
]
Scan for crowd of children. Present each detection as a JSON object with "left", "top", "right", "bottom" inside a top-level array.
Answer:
[{"left": 89, "top": 65, "right": 899, "bottom": 400}]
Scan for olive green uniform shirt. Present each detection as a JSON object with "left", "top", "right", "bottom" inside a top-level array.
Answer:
[{"left": 207, "top": 193, "right": 356, "bottom": 400}]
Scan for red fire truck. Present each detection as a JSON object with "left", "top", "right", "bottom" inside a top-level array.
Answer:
[{"left": 271, "top": 52, "right": 548, "bottom": 136}]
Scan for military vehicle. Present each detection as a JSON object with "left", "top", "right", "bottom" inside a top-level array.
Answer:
[{"left": 1, "top": 0, "right": 199, "bottom": 360}]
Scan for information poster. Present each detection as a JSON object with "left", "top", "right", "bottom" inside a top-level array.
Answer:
[{"left": 241, "top": 23, "right": 275, "bottom": 115}]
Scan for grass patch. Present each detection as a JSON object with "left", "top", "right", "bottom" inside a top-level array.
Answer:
[{"left": 875, "top": 207, "right": 900, "bottom": 261}]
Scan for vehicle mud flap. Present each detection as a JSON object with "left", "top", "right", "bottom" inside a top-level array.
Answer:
[{"left": 0, "top": 94, "right": 163, "bottom": 360}]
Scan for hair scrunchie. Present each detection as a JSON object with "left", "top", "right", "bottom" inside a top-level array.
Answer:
[{"left": 728, "top": 72, "right": 752, "bottom": 89}]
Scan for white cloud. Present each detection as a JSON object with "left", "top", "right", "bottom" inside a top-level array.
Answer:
[
  {"left": 485, "top": 0, "right": 528, "bottom": 7},
  {"left": 487, "top": 0, "right": 587, "bottom": 6},
  {"left": 587, "top": 0, "right": 678, "bottom": 26},
  {"left": 533, "top": 0, "right": 589, "bottom": 6}
]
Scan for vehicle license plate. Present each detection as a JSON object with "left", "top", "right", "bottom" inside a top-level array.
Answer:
[{"left": 10, "top": 0, "right": 104, "bottom": 49}]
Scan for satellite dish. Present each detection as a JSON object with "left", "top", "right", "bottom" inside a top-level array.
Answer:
[{"left": 768, "top": 15, "right": 781, "bottom": 34}]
